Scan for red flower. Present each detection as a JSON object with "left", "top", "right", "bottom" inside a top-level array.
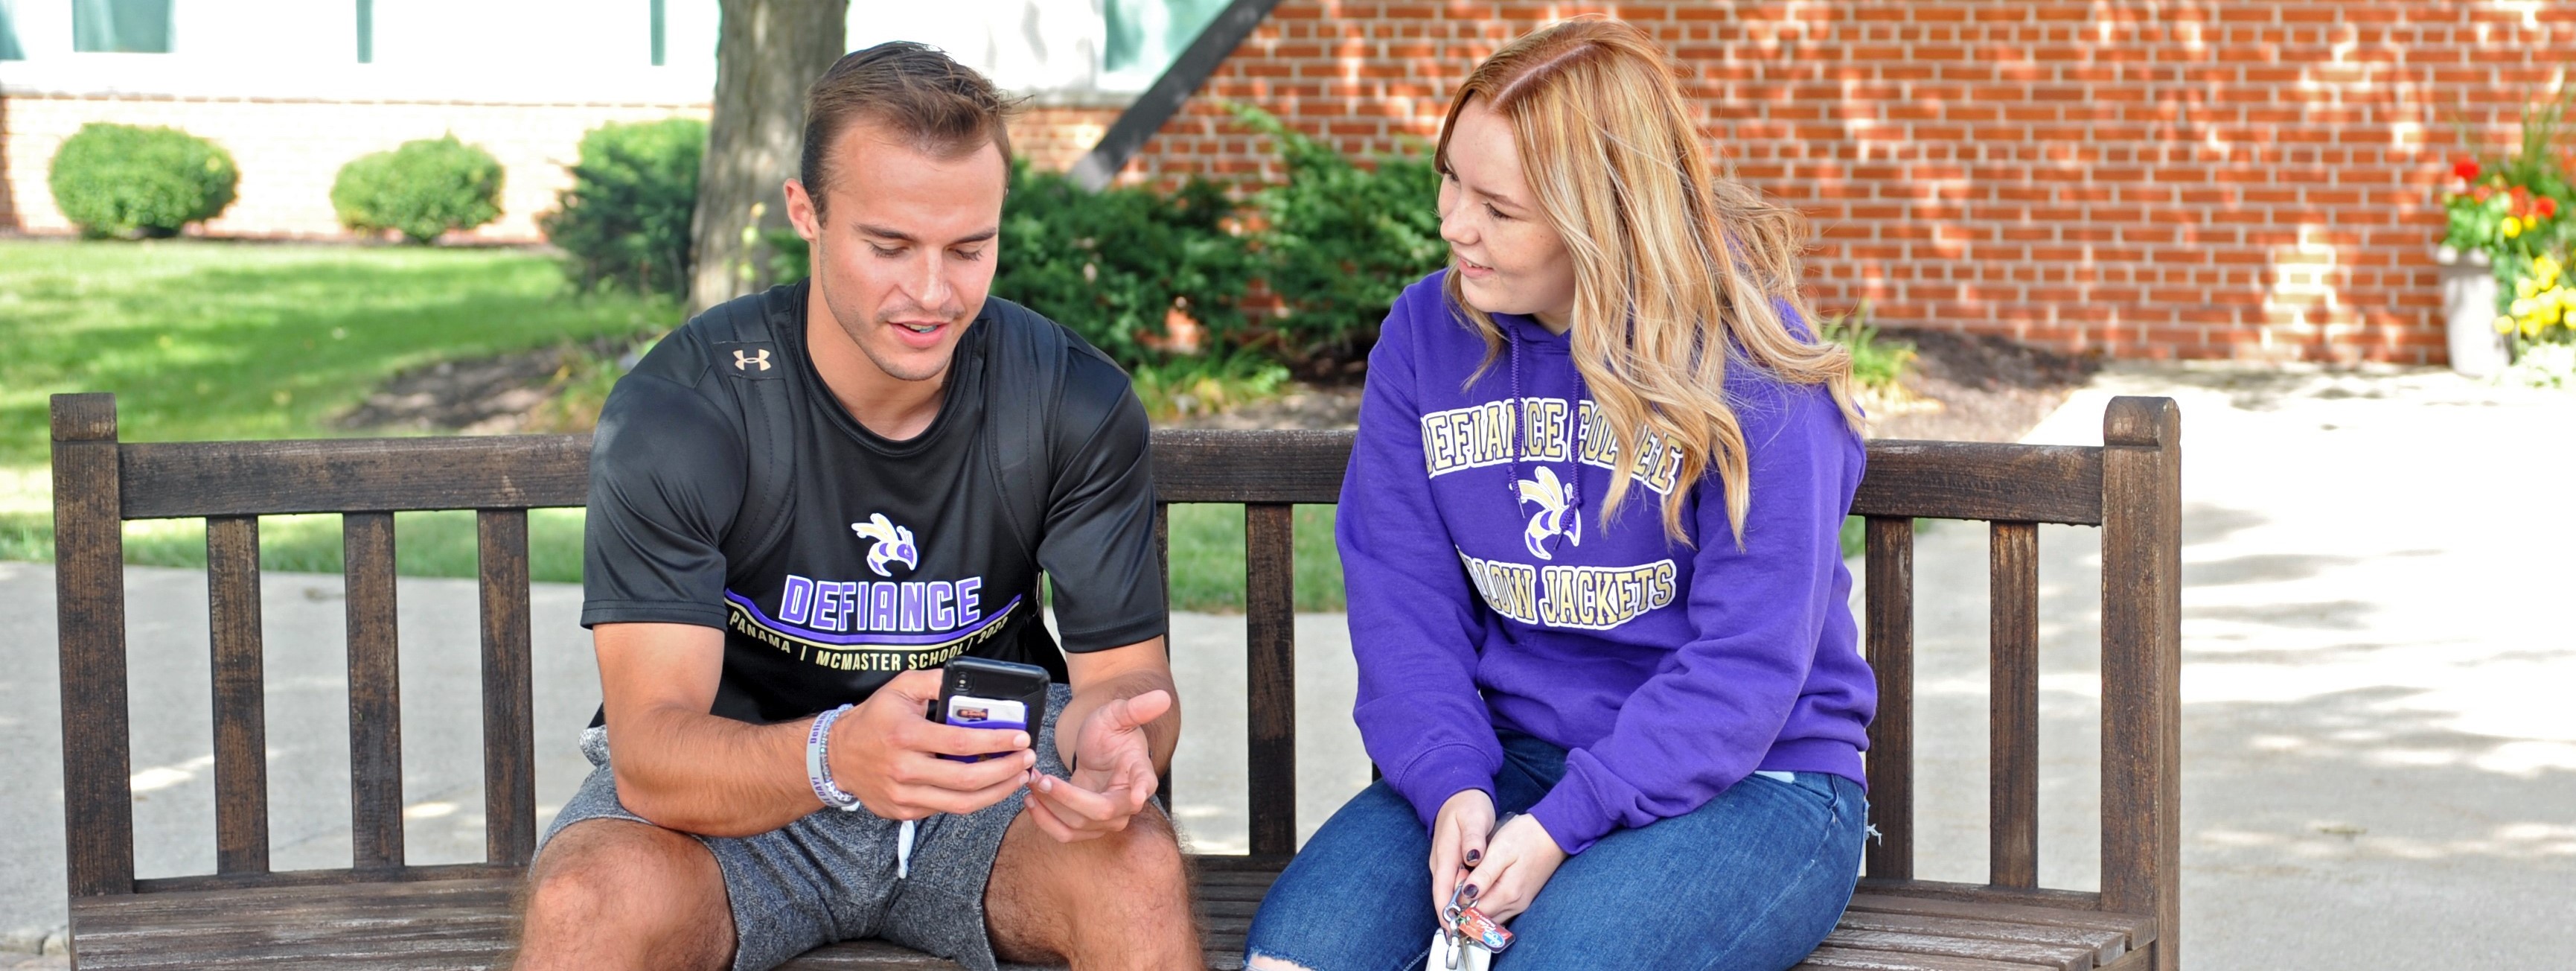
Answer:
[
  {"left": 2543, "top": 197, "right": 2562, "bottom": 219},
  {"left": 2454, "top": 158, "right": 2480, "bottom": 181},
  {"left": 2473, "top": 185, "right": 2494, "bottom": 203}
]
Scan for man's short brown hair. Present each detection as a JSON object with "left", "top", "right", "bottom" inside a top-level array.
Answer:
[{"left": 802, "top": 42, "right": 1017, "bottom": 219}]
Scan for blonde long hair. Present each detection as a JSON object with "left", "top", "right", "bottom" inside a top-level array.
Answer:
[{"left": 1436, "top": 18, "right": 1862, "bottom": 547}]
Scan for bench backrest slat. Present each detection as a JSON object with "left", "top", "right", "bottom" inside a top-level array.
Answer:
[
  {"left": 1860, "top": 515, "right": 1915, "bottom": 882},
  {"left": 54, "top": 392, "right": 136, "bottom": 897},
  {"left": 1242, "top": 503, "right": 1299, "bottom": 858},
  {"left": 342, "top": 512, "right": 406, "bottom": 870},
  {"left": 206, "top": 515, "right": 270, "bottom": 876},
  {"left": 476, "top": 509, "right": 540, "bottom": 867},
  {"left": 1985, "top": 521, "right": 2040, "bottom": 890},
  {"left": 1152, "top": 504, "right": 1175, "bottom": 809},
  {"left": 1852, "top": 442, "right": 2103, "bottom": 525},
  {"left": 1151, "top": 430, "right": 1347, "bottom": 503},
  {"left": 120, "top": 436, "right": 592, "bottom": 518}
]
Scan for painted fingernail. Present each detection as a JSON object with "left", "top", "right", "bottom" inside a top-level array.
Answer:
[
  {"left": 1463, "top": 885, "right": 1478, "bottom": 900},
  {"left": 1465, "top": 850, "right": 1481, "bottom": 865}
]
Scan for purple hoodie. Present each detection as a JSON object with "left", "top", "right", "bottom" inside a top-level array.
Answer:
[{"left": 1338, "top": 270, "right": 1876, "bottom": 855}]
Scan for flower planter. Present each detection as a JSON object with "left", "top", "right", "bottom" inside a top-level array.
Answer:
[{"left": 2436, "top": 246, "right": 2508, "bottom": 377}]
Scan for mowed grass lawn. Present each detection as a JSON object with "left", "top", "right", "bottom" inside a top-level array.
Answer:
[{"left": 0, "top": 238, "right": 1344, "bottom": 612}]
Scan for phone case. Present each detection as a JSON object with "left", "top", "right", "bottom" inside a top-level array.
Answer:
[{"left": 932, "top": 658, "right": 1050, "bottom": 763}]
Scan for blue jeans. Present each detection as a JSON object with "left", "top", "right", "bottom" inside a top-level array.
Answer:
[{"left": 1244, "top": 731, "right": 1865, "bottom": 971}]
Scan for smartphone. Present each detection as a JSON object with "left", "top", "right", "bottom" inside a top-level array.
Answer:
[{"left": 927, "top": 657, "right": 1051, "bottom": 763}]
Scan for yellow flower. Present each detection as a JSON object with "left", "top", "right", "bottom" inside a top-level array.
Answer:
[
  {"left": 2521, "top": 277, "right": 2544, "bottom": 299},
  {"left": 2504, "top": 219, "right": 2525, "bottom": 238},
  {"left": 2496, "top": 314, "right": 2519, "bottom": 334},
  {"left": 2523, "top": 315, "right": 2544, "bottom": 337}
]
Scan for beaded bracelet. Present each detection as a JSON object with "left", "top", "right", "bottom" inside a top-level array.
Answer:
[{"left": 806, "top": 703, "right": 864, "bottom": 812}]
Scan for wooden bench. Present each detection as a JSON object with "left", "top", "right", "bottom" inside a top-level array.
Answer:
[{"left": 49, "top": 390, "right": 2181, "bottom": 971}]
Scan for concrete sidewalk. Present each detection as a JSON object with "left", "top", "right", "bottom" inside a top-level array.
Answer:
[{"left": 2, "top": 363, "right": 2571, "bottom": 968}]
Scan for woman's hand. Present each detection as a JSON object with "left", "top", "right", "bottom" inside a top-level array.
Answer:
[
  {"left": 1428, "top": 789, "right": 1495, "bottom": 917},
  {"left": 1460, "top": 813, "right": 1568, "bottom": 923}
]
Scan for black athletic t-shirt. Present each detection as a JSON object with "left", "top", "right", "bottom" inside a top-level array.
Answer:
[{"left": 579, "top": 282, "right": 1165, "bottom": 725}]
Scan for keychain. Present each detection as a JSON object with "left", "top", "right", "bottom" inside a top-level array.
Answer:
[{"left": 1428, "top": 879, "right": 1512, "bottom": 969}]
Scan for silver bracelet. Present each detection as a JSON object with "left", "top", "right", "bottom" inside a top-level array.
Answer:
[{"left": 806, "top": 704, "right": 864, "bottom": 812}]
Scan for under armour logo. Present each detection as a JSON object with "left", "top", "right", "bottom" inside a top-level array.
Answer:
[{"left": 733, "top": 348, "right": 772, "bottom": 372}]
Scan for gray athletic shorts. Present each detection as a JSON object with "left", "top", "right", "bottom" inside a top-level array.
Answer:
[{"left": 540, "top": 684, "right": 1073, "bottom": 971}]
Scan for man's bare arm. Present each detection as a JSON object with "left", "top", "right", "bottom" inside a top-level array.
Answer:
[
  {"left": 595, "top": 622, "right": 1038, "bottom": 838},
  {"left": 1056, "top": 636, "right": 1181, "bottom": 774},
  {"left": 1020, "top": 637, "right": 1181, "bottom": 843}
]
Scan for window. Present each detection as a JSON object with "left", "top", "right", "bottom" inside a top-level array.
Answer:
[
  {"left": 1101, "top": 0, "right": 1228, "bottom": 89},
  {"left": 649, "top": 0, "right": 665, "bottom": 66},
  {"left": 73, "top": 0, "right": 170, "bottom": 53},
  {"left": 356, "top": 0, "right": 371, "bottom": 62},
  {"left": 0, "top": 0, "right": 24, "bottom": 60}
]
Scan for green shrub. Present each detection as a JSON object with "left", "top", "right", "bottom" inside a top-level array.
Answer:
[
  {"left": 48, "top": 123, "right": 239, "bottom": 238},
  {"left": 331, "top": 135, "right": 505, "bottom": 243},
  {"left": 764, "top": 162, "right": 1254, "bottom": 369},
  {"left": 1232, "top": 104, "right": 1446, "bottom": 360},
  {"left": 992, "top": 160, "right": 1255, "bottom": 366},
  {"left": 1129, "top": 351, "right": 1291, "bottom": 421},
  {"left": 1817, "top": 301, "right": 1916, "bottom": 395},
  {"left": 542, "top": 118, "right": 707, "bottom": 298}
]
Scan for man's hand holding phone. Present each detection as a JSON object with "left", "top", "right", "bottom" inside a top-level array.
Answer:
[
  {"left": 1023, "top": 688, "right": 1170, "bottom": 843},
  {"left": 826, "top": 669, "right": 1036, "bottom": 820}
]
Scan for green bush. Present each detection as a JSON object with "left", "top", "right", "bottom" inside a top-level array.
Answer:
[
  {"left": 767, "top": 160, "right": 1256, "bottom": 369},
  {"left": 48, "top": 123, "right": 239, "bottom": 238},
  {"left": 1817, "top": 301, "right": 1916, "bottom": 395},
  {"left": 541, "top": 118, "right": 707, "bottom": 298},
  {"left": 331, "top": 135, "right": 505, "bottom": 243},
  {"left": 1233, "top": 104, "right": 1446, "bottom": 360},
  {"left": 992, "top": 160, "right": 1255, "bottom": 365}
]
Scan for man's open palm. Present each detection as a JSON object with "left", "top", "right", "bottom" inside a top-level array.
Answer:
[{"left": 1023, "top": 690, "right": 1169, "bottom": 842}]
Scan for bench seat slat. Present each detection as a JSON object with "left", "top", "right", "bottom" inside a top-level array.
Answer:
[
  {"left": 71, "top": 865, "right": 2148, "bottom": 971},
  {"left": 1816, "top": 928, "right": 2094, "bottom": 971},
  {"left": 1844, "top": 892, "right": 2153, "bottom": 943},
  {"left": 1835, "top": 911, "right": 2126, "bottom": 967},
  {"left": 1797, "top": 944, "right": 2059, "bottom": 970}
]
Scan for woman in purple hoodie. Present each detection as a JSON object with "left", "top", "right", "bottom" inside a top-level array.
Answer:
[{"left": 1243, "top": 18, "right": 1877, "bottom": 971}]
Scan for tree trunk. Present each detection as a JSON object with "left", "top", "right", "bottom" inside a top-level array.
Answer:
[{"left": 690, "top": 0, "right": 848, "bottom": 313}]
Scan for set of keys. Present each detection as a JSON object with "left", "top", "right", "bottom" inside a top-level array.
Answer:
[{"left": 1430, "top": 879, "right": 1514, "bottom": 969}]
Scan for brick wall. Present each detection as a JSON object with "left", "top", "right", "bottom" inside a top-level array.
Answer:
[
  {"left": 1012, "top": 103, "right": 1128, "bottom": 172},
  {"left": 1110, "top": 1, "right": 2576, "bottom": 363}
]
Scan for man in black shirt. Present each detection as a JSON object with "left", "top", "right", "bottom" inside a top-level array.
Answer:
[{"left": 512, "top": 44, "right": 1196, "bottom": 971}]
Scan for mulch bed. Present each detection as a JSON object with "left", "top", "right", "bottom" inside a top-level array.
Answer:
[
  {"left": 333, "top": 334, "right": 637, "bottom": 434},
  {"left": 1862, "top": 328, "right": 2100, "bottom": 443}
]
